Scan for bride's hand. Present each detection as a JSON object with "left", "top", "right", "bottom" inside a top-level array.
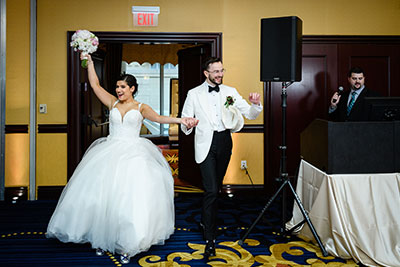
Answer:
[
  {"left": 181, "top": 117, "right": 198, "bottom": 129},
  {"left": 80, "top": 53, "right": 92, "bottom": 62}
]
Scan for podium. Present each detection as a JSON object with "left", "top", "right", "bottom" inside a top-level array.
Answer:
[{"left": 300, "top": 119, "right": 400, "bottom": 174}]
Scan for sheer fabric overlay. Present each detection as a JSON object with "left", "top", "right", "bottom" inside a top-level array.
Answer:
[{"left": 47, "top": 102, "right": 175, "bottom": 257}]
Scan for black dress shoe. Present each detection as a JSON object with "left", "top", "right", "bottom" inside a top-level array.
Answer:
[{"left": 204, "top": 239, "right": 216, "bottom": 260}]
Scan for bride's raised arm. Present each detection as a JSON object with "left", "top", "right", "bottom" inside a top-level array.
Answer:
[{"left": 83, "top": 54, "right": 117, "bottom": 109}]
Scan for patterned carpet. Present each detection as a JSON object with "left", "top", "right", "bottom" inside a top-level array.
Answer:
[
  {"left": 0, "top": 193, "right": 360, "bottom": 266},
  {"left": 0, "top": 148, "right": 361, "bottom": 266}
]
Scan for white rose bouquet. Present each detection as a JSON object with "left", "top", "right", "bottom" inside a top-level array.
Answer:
[{"left": 70, "top": 30, "right": 99, "bottom": 68}]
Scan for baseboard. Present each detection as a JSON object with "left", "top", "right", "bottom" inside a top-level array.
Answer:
[
  {"left": 37, "top": 186, "right": 64, "bottom": 200},
  {"left": 222, "top": 184, "right": 265, "bottom": 196},
  {"left": 4, "top": 187, "right": 28, "bottom": 203}
]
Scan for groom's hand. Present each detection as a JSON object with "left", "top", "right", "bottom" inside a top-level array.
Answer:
[
  {"left": 182, "top": 117, "right": 199, "bottom": 129},
  {"left": 249, "top": 93, "right": 261, "bottom": 105}
]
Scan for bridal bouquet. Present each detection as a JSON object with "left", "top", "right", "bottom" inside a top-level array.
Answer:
[{"left": 70, "top": 30, "right": 99, "bottom": 68}]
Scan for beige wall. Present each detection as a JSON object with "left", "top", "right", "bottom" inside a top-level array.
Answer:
[
  {"left": 5, "top": 0, "right": 30, "bottom": 187},
  {"left": 226, "top": 133, "right": 264, "bottom": 184},
  {"left": 6, "top": 0, "right": 30, "bottom": 125},
  {"left": 6, "top": 0, "right": 400, "bottom": 188},
  {"left": 5, "top": 134, "right": 29, "bottom": 187},
  {"left": 36, "top": 134, "right": 67, "bottom": 186}
]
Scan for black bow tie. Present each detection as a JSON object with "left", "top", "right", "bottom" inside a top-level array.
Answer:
[{"left": 208, "top": 85, "right": 220, "bottom": 93}]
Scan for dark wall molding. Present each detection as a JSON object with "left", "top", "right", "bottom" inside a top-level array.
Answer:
[
  {"left": 303, "top": 35, "right": 400, "bottom": 44},
  {"left": 37, "top": 186, "right": 64, "bottom": 200},
  {"left": 38, "top": 124, "right": 68, "bottom": 133},
  {"left": 5, "top": 125, "right": 28, "bottom": 134},
  {"left": 92, "top": 32, "right": 223, "bottom": 55},
  {"left": 240, "top": 124, "right": 264, "bottom": 133},
  {"left": 4, "top": 187, "right": 28, "bottom": 202},
  {"left": 5, "top": 124, "right": 264, "bottom": 134}
]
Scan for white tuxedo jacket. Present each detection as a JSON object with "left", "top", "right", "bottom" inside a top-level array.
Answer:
[{"left": 181, "top": 81, "right": 263, "bottom": 163}]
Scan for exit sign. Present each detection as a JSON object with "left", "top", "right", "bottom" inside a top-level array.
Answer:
[{"left": 132, "top": 6, "right": 160, "bottom": 27}]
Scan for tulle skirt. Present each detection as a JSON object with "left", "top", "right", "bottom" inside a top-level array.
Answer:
[{"left": 46, "top": 136, "right": 175, "bottom": 257}]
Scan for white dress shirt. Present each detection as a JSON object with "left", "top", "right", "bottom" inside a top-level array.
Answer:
[{"left": 206, "top": 82, "right": 226, "bottom": 132}]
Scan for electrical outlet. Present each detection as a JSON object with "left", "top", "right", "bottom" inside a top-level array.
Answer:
[{"left": 241, "top": 160, "right": 247, "bottom": 170}]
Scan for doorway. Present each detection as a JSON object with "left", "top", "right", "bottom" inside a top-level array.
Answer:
[{"left": 67, "top": 32, "right": 222, "bottom": 187}]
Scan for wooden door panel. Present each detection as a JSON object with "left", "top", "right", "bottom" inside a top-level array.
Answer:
[
  {"left": 178, "top": 45, "right": 212, "bottom": 188},
  {"left": 80, "top": 54, "right": 108, "bottom": 153},
  {"left": 265, "top": 38, "right": 400, "bottom": 196},
  {"left": 339, "top": 44, "right": 400, "bottom": 97}
]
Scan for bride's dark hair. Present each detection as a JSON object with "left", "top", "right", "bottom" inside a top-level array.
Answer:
[{"left": 118, "top": 74, "right": 139, "bottom": 96}]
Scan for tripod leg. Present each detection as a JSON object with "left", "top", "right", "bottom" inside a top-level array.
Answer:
[
  {"left": 287, "top": 181, "right": 329, "bottom": 257},
  {"left": 238, "top": 180, "right": 288, "bottom": 245}
]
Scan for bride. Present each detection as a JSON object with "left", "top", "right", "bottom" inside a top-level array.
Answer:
[{"left": 46, "top": 54, "right": 198, "bottom": 264}]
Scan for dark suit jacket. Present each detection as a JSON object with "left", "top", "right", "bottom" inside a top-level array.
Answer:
[{"left": 329, "top": 87, "right": 381, "bottom": 122}]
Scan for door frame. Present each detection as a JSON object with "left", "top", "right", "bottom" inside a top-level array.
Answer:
[{"left": 67, "top": 32, "right": 222, "bottom": 178}]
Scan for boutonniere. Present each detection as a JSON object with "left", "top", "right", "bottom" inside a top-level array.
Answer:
[{"left": 224, "top": 96, "right": 235, "bottom": 108}]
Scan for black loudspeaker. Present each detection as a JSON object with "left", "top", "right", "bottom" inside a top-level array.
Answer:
[{"left": 261, "top": 16, "right": 302, "bottom": 82}]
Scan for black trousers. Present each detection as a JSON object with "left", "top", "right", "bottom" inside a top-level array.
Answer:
[{"left": 199, "top": 130, "right": 232, "bottom": 240}]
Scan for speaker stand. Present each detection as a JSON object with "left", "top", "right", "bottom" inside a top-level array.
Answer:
[{"left": 238, "top": 82, "right": 328, "bottom": 257}]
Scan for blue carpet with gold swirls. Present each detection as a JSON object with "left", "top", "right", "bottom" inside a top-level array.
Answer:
[{"left": 0, "top": 192, "right": 361, "bottom": 266}]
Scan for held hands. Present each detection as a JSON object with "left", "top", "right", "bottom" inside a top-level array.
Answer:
[
  {"left": 330, "top": 92, "right": 341, "bottom": 108},
  {"left": 181, "top": 117, "right": 199, "bottom": 129},
  {"left": 249, "top": 93, "right": 261, "bottom": 105}
]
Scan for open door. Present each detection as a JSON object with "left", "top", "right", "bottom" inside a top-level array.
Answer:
[
  {"left": 80, "top": 52, "right": 110, "bottom": 153},
  {"left": 178, "top": 44, "right": 212, "bottom": 188},
  {"left": 68, "top": 32, "right": 222, "bottom": 179}
]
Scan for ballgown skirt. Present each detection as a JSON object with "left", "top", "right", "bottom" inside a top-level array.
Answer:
[{"left": 46, "top": 136, "right": 175, "bottom": 257}]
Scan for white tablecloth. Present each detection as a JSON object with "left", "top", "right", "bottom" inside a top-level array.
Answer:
[{"left": 286, "top": 160, "right": 400, "bottom": 267}]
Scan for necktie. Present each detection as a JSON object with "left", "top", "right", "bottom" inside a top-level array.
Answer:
[
  {"left": 347, "top": 91, "right": 357, "bottom": 116},
  {"left": 208, "top": 85, "right": 220, "bottom": 93}
]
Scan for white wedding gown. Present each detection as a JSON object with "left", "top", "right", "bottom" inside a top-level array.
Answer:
[{"left": 46, "top": 102, "right": 175, "bottom": 257}]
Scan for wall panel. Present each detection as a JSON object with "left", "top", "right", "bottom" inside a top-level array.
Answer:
[{"left": 264, "top": 37, "right": 400, "bottom": 196}]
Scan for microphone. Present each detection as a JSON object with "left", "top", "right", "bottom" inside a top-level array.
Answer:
[{"left": 332, "top": 86, "right": 344, "bottom": 103}]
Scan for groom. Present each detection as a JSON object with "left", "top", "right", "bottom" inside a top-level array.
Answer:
[{"left": 181, "top": 57, "right": 263, "bottom": 260}]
